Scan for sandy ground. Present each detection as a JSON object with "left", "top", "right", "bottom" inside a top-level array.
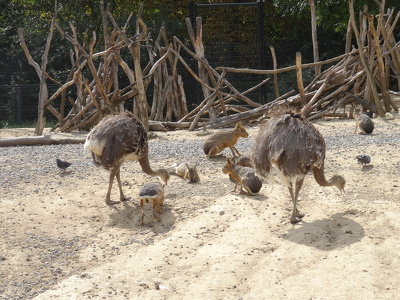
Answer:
[{"left": 1, "top": 114, "right": 400, "bottom": 300}]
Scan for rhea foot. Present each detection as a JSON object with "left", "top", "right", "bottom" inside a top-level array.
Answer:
[
  {"left": 297, "top": 212, "right": 305, "bottom": 219},
  {"left": 290, "top": 217, "right": 302, "bottom": 224},
  {"left": 290, "top": 212, "right": 305, "bottom": 224},
  {"left": 106, "top": 199, "right": 120, "bottom": 205}
]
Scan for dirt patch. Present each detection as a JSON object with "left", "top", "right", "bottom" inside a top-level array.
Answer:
[{"left": 1, "top": 115, "right": 400, "bottom": 299}]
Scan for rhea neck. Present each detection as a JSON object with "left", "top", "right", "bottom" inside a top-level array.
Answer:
[
  {"left": 138, "top": 153, "right": 160, "bottom": 176},
  {"left": 313, "top": 164, "right": 340, "bottom": 187}
]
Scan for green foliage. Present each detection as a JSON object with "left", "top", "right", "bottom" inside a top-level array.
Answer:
[{"left": 273, "top": 0, "right": 399, "bottom": 32}]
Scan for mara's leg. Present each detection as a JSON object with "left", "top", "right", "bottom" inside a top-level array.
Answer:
[
  {"left": 229, "top": 146, "right": 242, "bottom": 157},
  {"left": 153, "top": 203, "right": 162, "bottom": 222},
  {"left": 116, "top": 168, "right": 130, "bottom": 201},
  {"left": 233, "top": 181, "right": 239, "bottom": 192},
  {"left": 208, "top": 146, "right": 218, "bottom": 158},
  {"left": 240, "top": 185, "right": 253, "bottom": 196},
  {"left": 354, "top": 120, "right": 359, "bottom": 134},
  {"left": 140, "top": 200, "right": 145, "bottom": 225},
  {"left": 105, "top": 168, "right": 120, "bottom": 205},
  {"left": 159, "top": 195, "right": 165, "bottom": 206}
]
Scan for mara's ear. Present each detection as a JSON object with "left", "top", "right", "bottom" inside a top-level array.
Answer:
[
  {"left": 185, "top": 163, "right": 190, "bottom": 170},
  {"left": 194, "top": 161, "right": 198, "bottom": 169},
  {"left": 227, "top": 158, "right": 233, "bottom": 165}
]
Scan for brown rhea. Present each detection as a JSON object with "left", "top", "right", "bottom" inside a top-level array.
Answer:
[
  {"left": 251, "top": 112, "right": 345, "bottom": 223},
  {"left": 84, "top": 112, "right": 170, "bottom": 205}
]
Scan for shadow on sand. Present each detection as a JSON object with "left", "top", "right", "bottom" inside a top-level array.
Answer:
[
  {"left": 107, "top": 199, "right": 176, "bottom": 234},
  {"left": 284, "top": 210, "right": 365, "bottom": 250}
]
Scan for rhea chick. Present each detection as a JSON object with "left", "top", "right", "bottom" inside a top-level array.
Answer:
[
  {"left": 356, "top": 154, "right": 371, "bottom": 167},
  {"left": 56, "top": 158, "right": 71, "bottom": 173}
]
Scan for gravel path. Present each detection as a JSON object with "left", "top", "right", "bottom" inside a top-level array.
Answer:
[{"left": 1, "top": 117, "right": 399, "bottom": 190}]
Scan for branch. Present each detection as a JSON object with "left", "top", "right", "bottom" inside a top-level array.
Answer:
[{"left": 18, "top": 28, "right": 42, "bottom": 77}]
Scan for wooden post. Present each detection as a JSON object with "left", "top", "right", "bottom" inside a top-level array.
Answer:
[
  {"left": 131, "top": 17, "right": 149, "bottom": 130},
  {"left": 349, "top": 0, "right": 384, "bottom": 116},
  {"left": 309, "top": 0, "right": 321, "bottom": 75},
  {"left": 185, "top": 17, "right": 217, "bottom": 122},
  {"left": 345, "top": 16, "right": 352, "bottom": 53},
  {"left": 295, "top": 52, "right": 306, "bottom": 105},
  {"left": 367, "top": 13, "right": 398, "bottom": 111},
  {"left": 269, "top": 45, "right": 280, "bottom": 98}
]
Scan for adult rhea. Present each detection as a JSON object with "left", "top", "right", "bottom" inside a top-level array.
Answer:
[
  {"left": 251, "top": 112, "right": 345, "bottom": 223},
  {"left": 84, "top": 112, "right": 169, "bottom": 205}
]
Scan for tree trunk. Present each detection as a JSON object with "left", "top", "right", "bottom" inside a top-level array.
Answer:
[{"left": 131, "top": 15, "right": 149, "bottom": 130}]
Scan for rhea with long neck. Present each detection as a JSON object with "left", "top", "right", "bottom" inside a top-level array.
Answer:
[
  {"left": 251, "top": 112, "right": 346, "bottom": 224},
  {"left": 85, "top": 112, "right": 169, "bottom": 205}
]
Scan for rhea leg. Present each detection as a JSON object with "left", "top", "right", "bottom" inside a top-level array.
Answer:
[
  {"left": 294, "top": 179, "right": 305, "bottom": 219},
  {"left": 115, "top": 168, "right": 130, "bottom": 201},
  {"left": 105, "top": 168, "right": 121, "bottom": 205},
  {"left": 288, "top": 178, "right": 305, "bottom": 223}
]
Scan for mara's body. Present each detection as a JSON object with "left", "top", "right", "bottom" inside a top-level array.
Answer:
[
  {"left": 251, "top": 113, "right": 345, "bottom": 223},
  {"left": 222, "top": 158, "right": 262, "bottom": 195},
  {"left": 84, "top": 112, "right": 169, "bottom": 205},
  {"left": 138, "top": 182, "right": 165, "bottom": 225},
  {"left": 232, "top": 155, "right": 253, "bottom": 168},
  {"left": 354, "top": 109, "right": 374, "bottom": 134},
  {"left": 203, "top": 121, "right": 248, "bottom": 158},
  {"left": 171, "top": 161, "right": 200, "bottom": 183}
]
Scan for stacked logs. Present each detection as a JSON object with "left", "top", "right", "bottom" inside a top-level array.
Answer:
[
  {"left": 214, "top": 1, "right": 400, "bottom": 128},
  {"left": 20, "top": 2, "right": 189, "bottom": 133},
  {"left": 160, "top": 1, "right": 400, "bottom": 130},
  {"left": 19, "top": 1, "right": 400, "bottom": 134}
]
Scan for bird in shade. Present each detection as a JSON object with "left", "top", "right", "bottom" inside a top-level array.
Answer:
[
  {"left": 56, "top": 158, "right": 72, "bottom": 173},
  {"left": 356, "top": 154, "right": 371, "bottom": 167}
]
